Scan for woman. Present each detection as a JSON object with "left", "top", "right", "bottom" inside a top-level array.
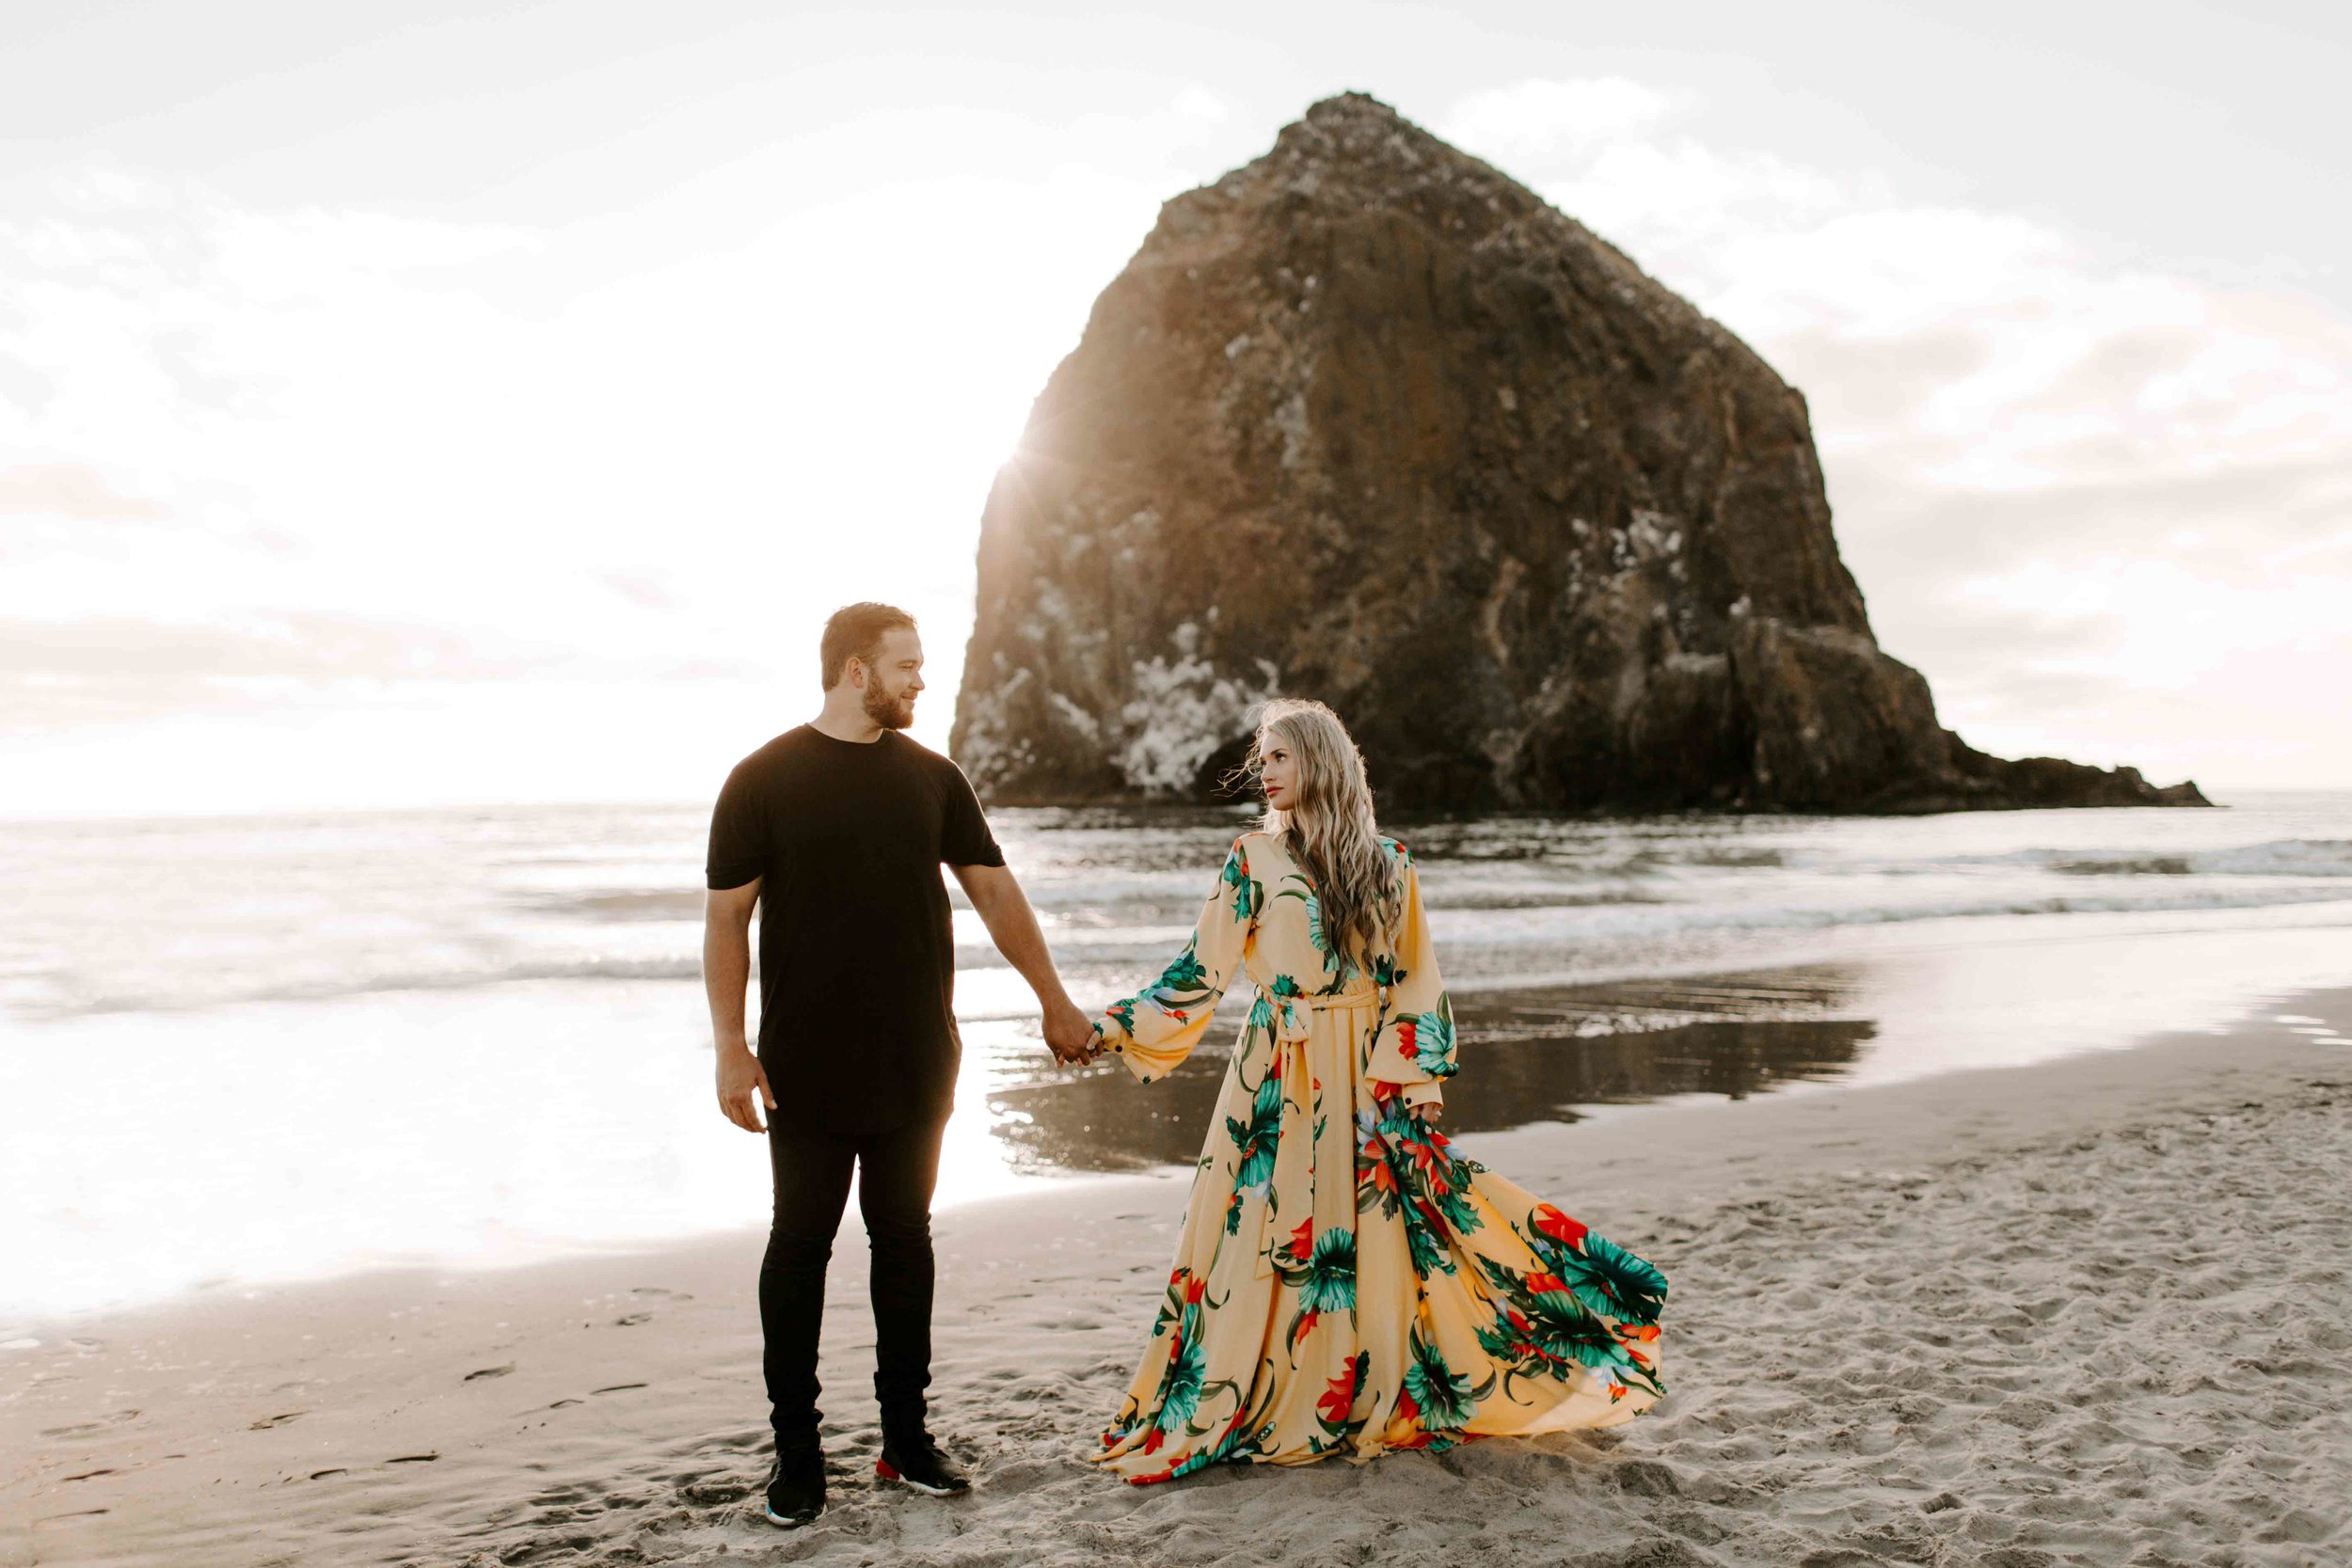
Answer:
[{"left": 1083, "top": 698, "right": 1668, "bottom": 1485}]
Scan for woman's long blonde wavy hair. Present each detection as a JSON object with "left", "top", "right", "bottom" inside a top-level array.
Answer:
[{"left": 1227, "top": 698, "right": 1403, "bottom": 974}]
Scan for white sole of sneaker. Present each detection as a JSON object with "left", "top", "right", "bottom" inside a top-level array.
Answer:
[
  {"left": 882, "top": 1476, "right": 965, "bottom": 1497},
  {"left": 876, "top": 1459, "right": 968, "bottom": 1497},
  {"left": 762, "top": 1502, "right": 824, "bottom": 1528}
]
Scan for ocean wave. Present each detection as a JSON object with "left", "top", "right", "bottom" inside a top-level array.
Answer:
[
  {"left": 18, "top": 956, "right": 709, "bottom": 1021},
  {"left": 23, "top": 881, "right": 2352, "bottom": 1022},
  {"left": 1927, "top": 839, "right": 2352, "bottom": 879}
]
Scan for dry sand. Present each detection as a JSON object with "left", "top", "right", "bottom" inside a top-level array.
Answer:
[{"left": 6, "top": 990, "right": 2350, "bottom": 1568}]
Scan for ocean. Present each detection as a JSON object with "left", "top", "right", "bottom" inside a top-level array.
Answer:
[{"left": 5, "top": 790, "right": 2350, "bottom": 1320}]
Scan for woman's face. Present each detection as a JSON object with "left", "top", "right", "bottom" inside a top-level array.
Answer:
[{"left": 1257, "top": 730, "right": 1298, "bottom": 810}]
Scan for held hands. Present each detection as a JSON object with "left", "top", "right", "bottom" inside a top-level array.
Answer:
[{"left": 1042, "top": 996, "right": 1102, "bottom": 1066}]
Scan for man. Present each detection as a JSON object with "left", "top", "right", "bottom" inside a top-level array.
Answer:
[{"left": 703, "top": 601, "right": 1097, "bottom": 1528}]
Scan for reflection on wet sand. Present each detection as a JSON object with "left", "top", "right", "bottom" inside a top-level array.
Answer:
[{"left": 987, "top": 966, "right": 1875, "bottom": 1174}]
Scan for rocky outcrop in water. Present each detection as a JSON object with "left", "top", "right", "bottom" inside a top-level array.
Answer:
[{"left": 950, "top": 93, "right": 2208, "bottom": 813}]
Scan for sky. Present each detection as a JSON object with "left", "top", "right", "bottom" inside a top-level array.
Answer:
[{"left": 2, "top": 0, "right": 2347, "bottom": 816}]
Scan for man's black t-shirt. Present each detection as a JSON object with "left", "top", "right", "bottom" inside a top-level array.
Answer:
[{"left": 705, "top": 723, "right": 1004, "bottom": 1132}]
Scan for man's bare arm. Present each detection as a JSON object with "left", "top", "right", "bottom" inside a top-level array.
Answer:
[
  {"left": 705, "top": 879, "right": 775, "bottom": 1130},
  {"left": 951, "top": 863, "right": 1097, "bottom": 1062}
]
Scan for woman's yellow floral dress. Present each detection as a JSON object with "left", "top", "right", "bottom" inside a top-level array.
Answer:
[{"left": 1086, "top": 831, "right": 1668, "bottom": 1485}]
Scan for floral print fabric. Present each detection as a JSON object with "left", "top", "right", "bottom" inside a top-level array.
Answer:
[{"left": 1087, "top": 832, "right": 1668, "bottom": 1484}]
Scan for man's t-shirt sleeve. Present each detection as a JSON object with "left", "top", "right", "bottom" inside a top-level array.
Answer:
[
  {"left": 706, "top": 762, "right": 768, "bottom": 890},
  {"left": 939, "top": 759, "right": 1006, "bottom": 867}
]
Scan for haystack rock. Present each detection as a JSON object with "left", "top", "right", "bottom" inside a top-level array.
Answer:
[{"left": 950, "top": 93, "right": 2209, "bottom": 813}]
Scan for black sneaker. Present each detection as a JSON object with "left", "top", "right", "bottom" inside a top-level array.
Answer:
[
  {"left": 876, "top": 1429, "right": 970, "bottom": 1496},
  {"left": 763, "top": 1443, "right": 825, "bottom": 1528}
]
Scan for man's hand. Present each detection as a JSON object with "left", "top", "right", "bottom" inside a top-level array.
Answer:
[
  {"left": 716, "top": 1042, "right": 777, "bottom": 1132},
  {"left": 953, "top": 863, "right": 1104, "bottom": 1069},
  {"left": 1042, "top": 996, "right": 1100, "bottom": 1065}
]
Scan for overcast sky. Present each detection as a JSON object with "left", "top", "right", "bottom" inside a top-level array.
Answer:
[{"left": 2, "top": 0, "right": 2346, "bottom": 815}]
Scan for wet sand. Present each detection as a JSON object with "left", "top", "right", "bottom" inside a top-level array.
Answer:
[{"left": 5, "top": 989, "right": 2349, "bottom": 1567}]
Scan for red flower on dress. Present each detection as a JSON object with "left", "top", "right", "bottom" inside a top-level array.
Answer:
[
  {"left": 1533, "top": 1204, "right": 1588, "bottom": 1248},
  {"left": 1318, "top": 1362, "right": 1359, "bottom": 1426},
  {"left": 1283, "top": 1217, "right": 1312, "bottom": 1267},
  {"left": 1395, "top": 1020, "right": 1418, "bottom": 1060},
  {"left": 1523, "top": 1271, "right": 1568, "bottom": 1295},
  {"left": 1184, "top": 1274, "right": 1207, "bottom": 1306}
]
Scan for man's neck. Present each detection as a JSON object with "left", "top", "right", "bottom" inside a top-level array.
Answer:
[{"left": 809, "top": 705, "right": 885, "bottom": 744}]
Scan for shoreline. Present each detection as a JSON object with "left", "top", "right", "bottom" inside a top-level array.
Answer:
[
  {"left": 7, "top": 984, "right": 2350, "bottom": 1566},
  {"left": 9, "top": 905, "right": 2352, "bottom": 1326}
]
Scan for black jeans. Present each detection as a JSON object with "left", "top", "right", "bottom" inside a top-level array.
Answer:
[{"left": 759, "top": 1112, "right": 947, "bottom": 1447}]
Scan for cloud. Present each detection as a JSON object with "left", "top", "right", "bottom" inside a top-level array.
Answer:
[
  {"left": 1440, "top": 78, "right": 1689, "bottom": 171},
  {"left": 0, "top": 114, "right": 1222, "bottom": 780},
  {"left": 1435, "top": 78, "right": 2352, "bottom": 784},
  {"left": 0, "top": 462, "right": 165, "bottom": 519}
]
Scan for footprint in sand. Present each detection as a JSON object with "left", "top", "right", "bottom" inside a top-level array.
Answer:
[
  {"left": 590, "top": 1383, "right": 648, "bottom": 1395},
  {"left": 41, "top": 1409, "right": 140, "bottom": 1438},
  {"left": 385, "top": 1452, "right": 439, "bottom": 1465},
  {"left": 248, "top": 1411, "right": 305, "bottom": 1430},
  {"left": 613, "top": 1312, "right": 652, "bottom": 1326},
  {"left": 464, "top": 1363, "right": 516, "bottom": 1381},
  {"left": 679, "top": 1475, "right": 752, "bottom": 1505}
]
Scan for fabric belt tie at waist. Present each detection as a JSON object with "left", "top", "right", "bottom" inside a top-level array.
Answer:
[
  {"left": 1255, "top": 985, "right": 1383, "bottom": 1279},
  {"left": 1268, "top": 986, "right": 1382, "bottom": 1043}
]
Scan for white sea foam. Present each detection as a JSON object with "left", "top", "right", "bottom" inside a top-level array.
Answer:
[{"left": 6, "top": 795, "right": 2352, "bottom": 1020}]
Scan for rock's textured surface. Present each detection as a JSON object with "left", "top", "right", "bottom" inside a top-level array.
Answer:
[{"left": 950, "top": 93, "right": 2206, "bottom": 813}]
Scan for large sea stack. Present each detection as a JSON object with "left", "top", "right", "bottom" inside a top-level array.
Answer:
[{"left": 951, "top": 93, "right": 2207, "bottom": 813}]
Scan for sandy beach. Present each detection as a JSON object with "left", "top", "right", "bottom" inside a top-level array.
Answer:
[{"left": 7, "top": 985, "right": 2349, "bottom": 1567}]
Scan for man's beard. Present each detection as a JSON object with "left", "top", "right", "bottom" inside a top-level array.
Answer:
[{"left": 862, "top": 683, "right": 914, "bottom": 730}]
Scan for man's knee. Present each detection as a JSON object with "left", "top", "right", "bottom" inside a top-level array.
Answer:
[
  {"left": 762, "top": 1219, "right": 839, "bottom": 1272},
  {"left": 862, "top": 1207, "right": 933, "bottom": 1249}
]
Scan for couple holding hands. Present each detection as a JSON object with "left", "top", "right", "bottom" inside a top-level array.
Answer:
[{"left": 703, "top": 602, "right": 1667, "bottom": 1528}]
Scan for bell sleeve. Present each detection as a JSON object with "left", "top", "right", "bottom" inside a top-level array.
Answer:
[
  {"left": 1366, "top": 845, "right": 1456, "bottom": 1110},
  {"left": 1092, "top": 834, "right": 1259, "bottom": 1084}
]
